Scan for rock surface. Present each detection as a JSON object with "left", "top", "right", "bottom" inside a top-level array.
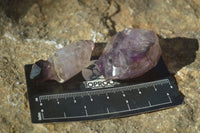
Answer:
[{"left": 0, "top": 0, "right": 200, "bottom": 132}]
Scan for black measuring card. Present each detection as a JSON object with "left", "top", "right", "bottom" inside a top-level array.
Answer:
[{"left": 24, "top": 57, "right": 183, "bottom": 123}]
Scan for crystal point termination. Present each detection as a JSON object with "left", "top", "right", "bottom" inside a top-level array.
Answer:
[
  {"left": 30, "top": 40, "right": 94, "bottom": 83},
  {"left": 97, "top": 28, "right": 162, "bottom": 80}
]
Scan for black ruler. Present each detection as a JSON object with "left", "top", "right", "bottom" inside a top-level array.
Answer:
[{"left": 24, "top": 58, "right": 183, "bottom": 123}]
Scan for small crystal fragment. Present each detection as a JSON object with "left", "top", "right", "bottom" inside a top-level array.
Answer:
[
  {"left": 97, "top": 28, "right": 162, "bottom": 80},
  {"left": 30, "top": 40, "right": 94, "bottom": 83},
  {"left": 82, "top": 60, "right": 102, "bottom": 80}
]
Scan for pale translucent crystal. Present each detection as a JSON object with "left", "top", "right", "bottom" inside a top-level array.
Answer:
[{"left": 30, "top": 40, "right": 94, "bottom": 83}]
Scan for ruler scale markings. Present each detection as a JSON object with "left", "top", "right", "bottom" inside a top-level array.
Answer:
[
  {"left": 84, "top": 106, "right": 88, "bottom": 116},
  {"left": 126, "top": 100, "right": 131, "bottom": 110},
  {"left": 38, "top": 97, "right": 41, "bottom": 103},
  {"left": 148, "top": 101, "right": 152, "bottom": 107},
  {"left": 106, "top": 93, "right": 110, "bottom": 99},
  {"left": 41, "top": 112, "right": 44, "bottom": 120},
  {"left": 41, "top": 100, "right": 173, "bottom": 120},
  {"left": 64, "top": 112, "right": 66, "bottom": 118},
  {"left": 138, "top": 89, "right": 142, "bottom": 94},
  {"left": 106, "top": 107, "right": 110, "bottom": 113},
  {"left": 170, "top": 84, "right": 173, "bottom": 88},
  {"left": 33, "top": 78, "right": 179, "bottom": 122},
  {"left": 37, "top": 82, "right": 172, "bottom": 105},
  {"left": 167, "top": 93, "right": 172, "bottom": 103},
  {"left": 39, "top": 79, "right": 169, "bottom": 99},
  {"left": 38, "top": 112, "right": 42, "bottom": 120},
  {"left": 38, "top": 90, "right": 173, "bottom": 120},
  {"left": 73, "top": 97, "right": 77, "bottom": 103},
  {"left": 167, "top": 79, "right": 173, "bottom": 88},
  {"left": 40, "top": 91, "right": 173, "bottom": 120},
  {"left": 122, "top": 91, "right": 126, "bottom": 97},
  {"left": 90, "top": 97, "right": 93, "bottom": 102},
  {"left": 153, "top": 85, "right": 157, "bottom": 91},
  {"left": 35, "top": 97, "right": 38, "bottom": 102},
  {"left": 88, "top": 93, "right": 93, "bottom": 102}
]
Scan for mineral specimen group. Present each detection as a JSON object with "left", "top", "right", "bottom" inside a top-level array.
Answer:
[
  {"left": 30, "top": 40, "right": 94, "bottom": 83},
  {"left": 97, "top": 28, "right": 162, "bottom": 80},
  {"left": 30, "top": 28, "right": 162, "bottom": 83}
]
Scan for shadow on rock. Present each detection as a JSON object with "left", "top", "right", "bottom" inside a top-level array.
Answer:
[
  {"left": 159, "top": 37, "right": 199, "bottom": 74},
  {"left": 0, "top": 0, "right": 36, "bottom": 22}
]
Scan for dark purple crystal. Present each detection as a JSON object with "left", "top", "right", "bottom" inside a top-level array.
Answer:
[
  {"left": 30, "top": 60, "right": 57, "bottom": 82},
  {"left": 97, "top": 28, "right": 162, "bottom": 80}
]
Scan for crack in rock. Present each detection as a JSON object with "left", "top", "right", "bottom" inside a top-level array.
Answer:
[{"left": 101, "top": 0, "right": 121, "bottom": 36}]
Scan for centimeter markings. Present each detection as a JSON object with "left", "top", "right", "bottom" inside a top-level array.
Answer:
[
  {"left": 35, "top": 78, "right": 174, "bottom": 121},
  {"left": 38, "top": 79, "right": 171, "bottom": 101},
  {"left": 39, "top": 92, "right": 173, "bottom": 120}
]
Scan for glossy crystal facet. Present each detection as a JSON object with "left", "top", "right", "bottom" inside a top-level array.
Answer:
[{"left": 97, "top": 28, "right": 162, "bottom": 80}]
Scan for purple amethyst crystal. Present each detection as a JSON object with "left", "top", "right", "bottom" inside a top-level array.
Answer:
[
  {"left": 30, "top": 40, "right": 94, "bottom": 83},
  {"left": 97, "top": 28, "right": 162, "bottom": 80}
]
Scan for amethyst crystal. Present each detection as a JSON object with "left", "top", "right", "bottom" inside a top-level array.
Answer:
[
  {"left": 30, "top": 40, "right": 94, "bottom": 83},
  {"left": 82, "top": 60, "right": 102, "bottom": 80},
  {"left": 97, "top": 28, "right": 162, "bottom": 80}
]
